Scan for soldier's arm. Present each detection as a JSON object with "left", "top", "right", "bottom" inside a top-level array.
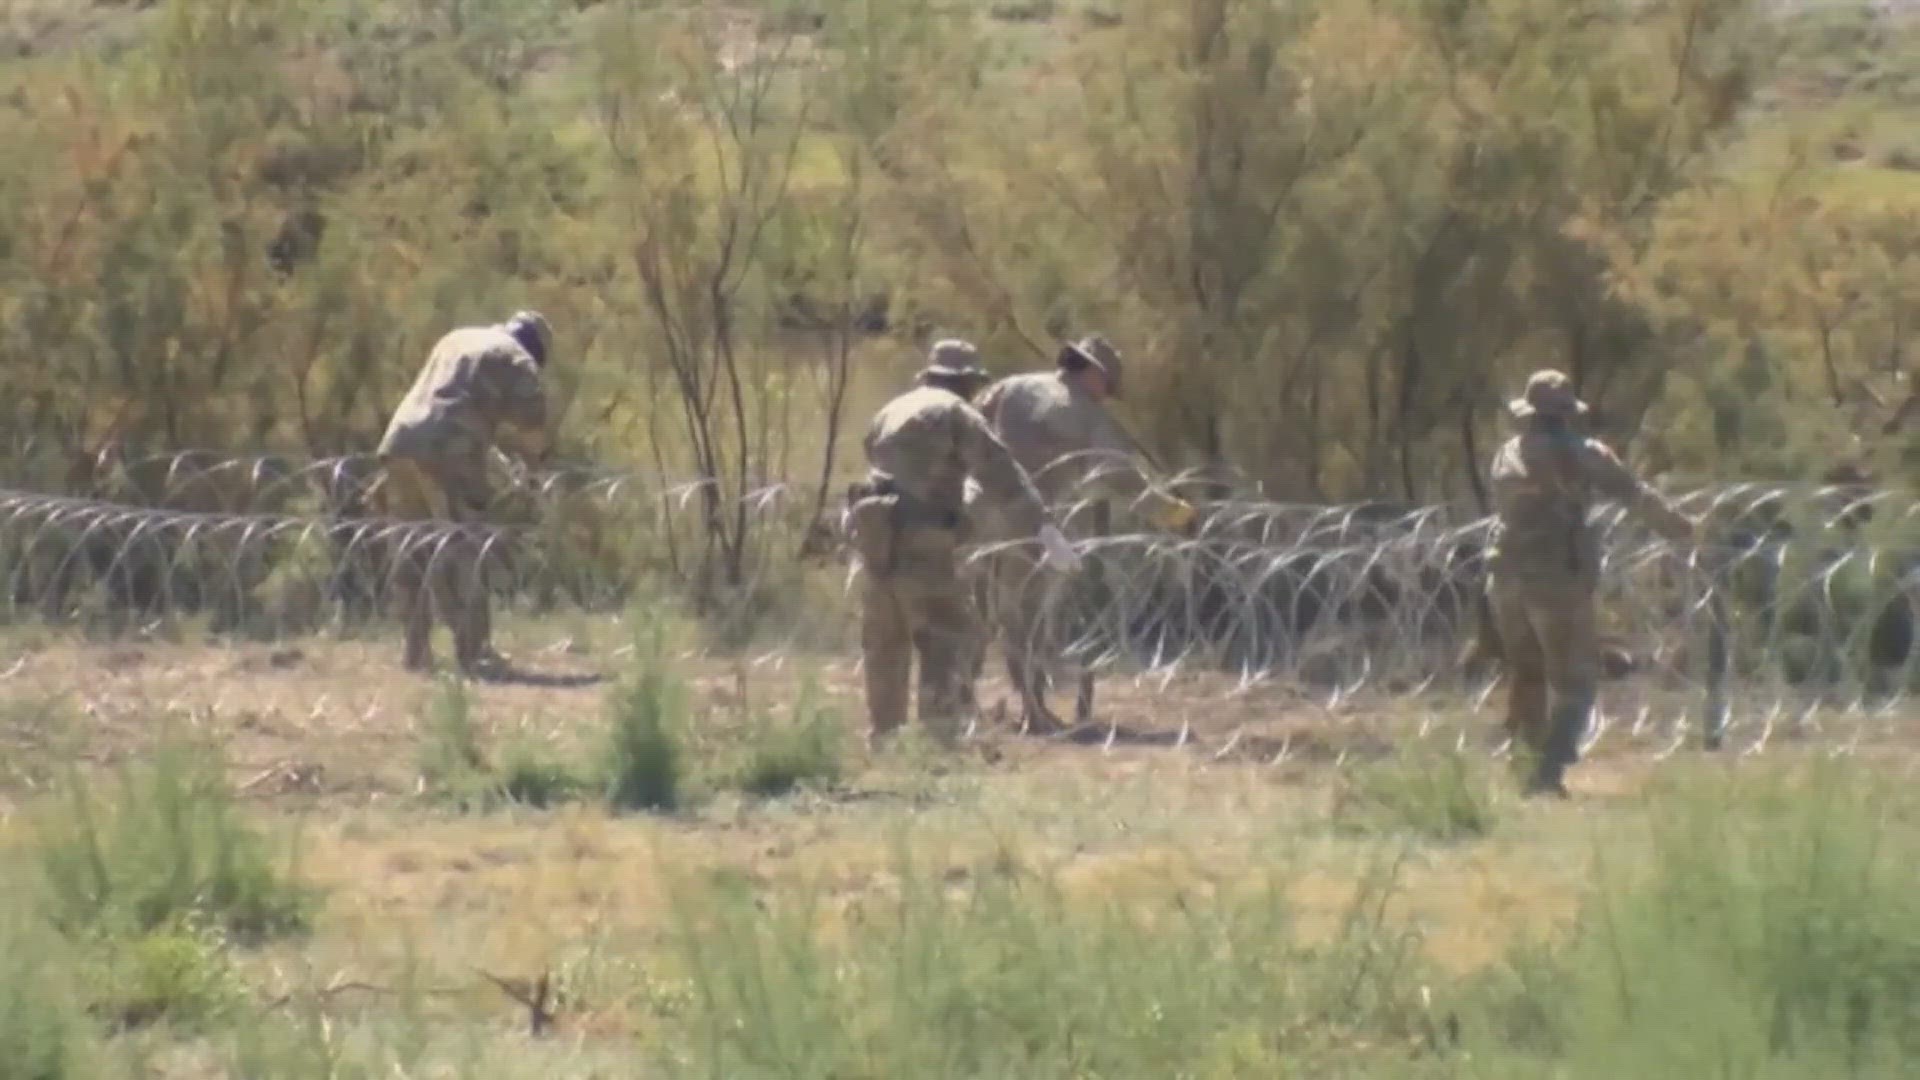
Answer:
[
  {"left": 973, "top": 380, "right": 1005, "bottom": 420},
  {"left": 1581, "top": 440, "right": 1695, "bottom": 542},
  {"left": 479, "top": 349, "right": 551, "bottom": 460},
  {"left": 953, "top": 403, "right": 1052, "bottom": 536},
  {"left": 1077, "top": 405, "right": 1195, "bottom": 531}
]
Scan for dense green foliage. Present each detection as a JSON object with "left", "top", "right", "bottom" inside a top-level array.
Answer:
[{"left": 3, "top": 0, "right": 1917, "bottom": 510}]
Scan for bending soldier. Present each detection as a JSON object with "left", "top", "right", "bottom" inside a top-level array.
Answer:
[
  {"left": 844, "top": 340, "right": 1080, "bottom": 750},
  {"left": 376, "top": 310, "right": 553, "bottom": 676},
  {"left": 1486, "top": 369, "right": 1697, "bottom": 797},
  {"left": 974, "top": 335, "right": 1194, "bottom": 532},
  {"left": 966, "top": 334, "right": 1197, "bottom": 732}
]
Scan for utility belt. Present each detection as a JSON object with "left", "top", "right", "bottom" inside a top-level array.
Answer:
[
  {"left": 377, "top": 454, "right": 493, "bottom": 519},
  {"left": 843, "top": 475, "right": 962, "bottom": 573},
  {"left": 844, "top": 476, "right": 961, "bottom": 531},
  {"left": 1487, "top": 521, "right": 1595, "bottom": 577}
]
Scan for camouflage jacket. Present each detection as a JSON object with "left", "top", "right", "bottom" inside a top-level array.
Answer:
[
  {"left": 377, "top": 325, "right": 549, "bottom": 468},
  {"left": 974, "top": 371, "right": 1185, "bottom": 529},
  {"left": 863, "top": 385, "right": 1049, "bottom": 537},
  {"left": 1487, "top": 421, "right": 1692, "bottom": 579}
]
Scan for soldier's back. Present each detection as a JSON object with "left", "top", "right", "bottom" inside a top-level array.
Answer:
[
  {"left": 379, "top": 326, "right": 525, "bottom": 459},
  {"left": 1489, "top": 429, "right": 1604, "bottom": 575},
  {"left": 865, "top": 387, "right": 963, "bottom": 482},
  {"left": 977, "top": 372, "right": 1121, "bottom": 499},
  {"left": 980, "top": 373, "right": 1082, "bottom": 459}
]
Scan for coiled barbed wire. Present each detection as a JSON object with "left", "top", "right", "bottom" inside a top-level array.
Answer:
[
  {"left": 9, "top": 445, "right": 1908, "bottom": 551},
  {"left": 5, "top": 447, "right": 1920, "bottom": 755}
]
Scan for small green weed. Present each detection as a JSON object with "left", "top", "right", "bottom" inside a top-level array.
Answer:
[
  {"left": 83, "top": 923, "right": 244, "bottom": 1032},
  {"left": 1330, "top": 741, "right": 1500, "bottom": 842},
  {"left": 733, "top": 678, "right": 846, "bottom": 798},
  {"left": 0, "top": 888, "right": 103, "bottom": 1080},
  {"left": 600, "top": 619, "right": 689, "bottom": 812},
  {"left": 31, "top": 739, "right": 312, "bottom": 941},
  {"left": 417, "top": 676, "right": 490, "bottom": 797},
  {"left": 497, "top": 743, "right": 586, "bottom": 809}
]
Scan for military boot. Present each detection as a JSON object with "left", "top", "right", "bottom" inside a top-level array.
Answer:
[
  {"left": 1528, "top": 688, "right": 1593, "bottom": 799},
  {"left": 1523, "top": 765, "right": 1571, "bottom": 800}
]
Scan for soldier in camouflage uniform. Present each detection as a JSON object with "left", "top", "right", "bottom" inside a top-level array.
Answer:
[
  {"left": 844, "top": 340, "right": 1080, "bottom": 750},
  {"left": 375, "top": 310, "right": 553, "bottom": 676},
  {"left": 964, "top": 334, "right": 1198, "bottom": 732},
  {"left": 1486, "top": 369, "right": 1697, "bottom": 797}
]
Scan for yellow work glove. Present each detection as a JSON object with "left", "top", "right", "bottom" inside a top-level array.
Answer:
[{"left": 1150, "top": 496, "right": 1197, "bottom": 534}]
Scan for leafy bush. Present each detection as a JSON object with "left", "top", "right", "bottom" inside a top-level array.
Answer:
[
  {"left": 31, "top": 739, "right": 312, "bottom": 942},
  {"left": 416, "top": 675, "right": 491, "bottom": 804},
  {"left": 656, "top": 844, "right": 1438, "bottom": 1077},
  {"left": 83, "top": 924, "right": 245, "bottom": 1032},
  {"left": 733, "top": 678, "right": 846, "bottom": 798},
  {"left": 599, "top": 622, "right": 689, "bottom": 812},
  {"left": 0, "top": 890, "right": 104, "bottom": 1080},
  {"left": 497, "top": 743, "right": 586, "bottom": 809},
  {"left": 1452, "top": 759, "right": 1920, "bottom": 1076},
  {"left": 1330, "top": 742, "right": 1501, "bottom": 842}
]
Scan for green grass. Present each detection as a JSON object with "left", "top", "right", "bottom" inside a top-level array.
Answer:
[
  {"left": 731, "top": 677, "right": 847, "bottom": 798},
  {"left": 0, "top": 888, "right": 104, "bottom": 1080},
  {"left": 3, "top": 683, "right": 1919, "bottom": 1077},
  {"left": 82, "top": 924, "right": 246, "bottom": 1032},
  {"left": 29, "top": 739, "right": 313, "bottom": 943},
  {"left": 619, "top": 755, "right": 1920, "bottom": 1077},
  {"left": 416, "top": 675, "right": 494, "bottom": 808},
  {"left": 496, "top": 743, "right": 588, "bottom": 808},
  {"left": 1331, "top": 742, "right": 1503, "bottom": 842},
  {"left": 1449, "top": 758, "right": 1920, "bottom": 1077},
  {"left": 599, "top": 643, "right": 690, "bottom": 814}
]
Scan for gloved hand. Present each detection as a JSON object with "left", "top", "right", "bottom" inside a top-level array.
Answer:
[
  {"left": 487, "top": 446, "right": 528, "bottom": 489},
  {"left": 1152, "top": 496, "right": 1197, "bottom": 534},
  {"left": 506, "top": 421, "right": 553, "bottom": 469},
  {"left": 1038, "top": 524, "right": 1082, "bottom": 574},
  {"left": 526, "top": 436, "right": 555, "bottom": 470}
]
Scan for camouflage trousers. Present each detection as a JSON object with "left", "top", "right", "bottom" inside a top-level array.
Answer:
[
  {"left": 857, "top": 527, "right": 982, "bottom": 747},
  {"left": 1486, "top": 568, "right": 1599, "bottom": 788},
  {"left": 964, "top": 545, "right": 1086, "bottom": 734},
  {"left": 376, "top": 454, "right": 496, "bottom": 673}
]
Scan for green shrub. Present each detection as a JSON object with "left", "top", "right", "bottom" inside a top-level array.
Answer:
[
  {"left": 655, "top": 841, "right": 1437, "bottom": 1077},
  {"left": 1452, "top": 759, "right": 1920, "bottom": 1077},
  {"left": 1330, "top": 742, "right": 1500, "bottom": 842},
  {"left": 31, "top": 739, "right": 312, "bottom": 941},
  {"left": 497, "top": 743, "right": 586, "bottom": 809},
  {"left": 83, "top": 924, "right": 244, "bottom": 1032},
  {"left": 418, "top": 679, "right": 588, "bottom": 811},
  {"left": 734, "top": 678, "right": 846, "bottom": 798},
  {"left": 599, "top": 632, "right": 688, "bottom": 812},
  {"left": 417, "top": 676, "right": 491, "bottom": 797},
  {"left": 0, "top": 891, "right": 104, "bottom": 1080}
]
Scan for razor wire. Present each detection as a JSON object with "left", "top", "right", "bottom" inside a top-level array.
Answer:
[
  {"left": 958, "top": 455, "right": 1920, "bottom": 755},
  {"left": 8, "top": 444, "right": 1909, "bottom": 548},
  {"left": 0, "top": 473, "right": 814, "bottom": 638},
  {"left": 6, "top": 447, "right": 1920, "bottom": 755}
]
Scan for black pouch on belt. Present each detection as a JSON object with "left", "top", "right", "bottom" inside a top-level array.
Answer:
[{"left": 843, "top": 477, "right": 902, "bottom": 571}]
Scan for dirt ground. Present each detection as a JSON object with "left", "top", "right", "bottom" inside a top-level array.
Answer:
[{"left": 0, "top": 617, "right": 1722, "bottom": 810}]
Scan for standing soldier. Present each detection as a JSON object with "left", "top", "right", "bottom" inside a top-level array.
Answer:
[
  {"left": 1486, "top": 369, "right": 1697, "bottom": 797},
  {"left": 843, "top": 340, "right": 1081, "bottom": 750},
  {"left": 376, "top": 310, "right": 553, "bottom": 676},
  {"left": 965, "top": 334, "right": 1197, "bottom": 733}
]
